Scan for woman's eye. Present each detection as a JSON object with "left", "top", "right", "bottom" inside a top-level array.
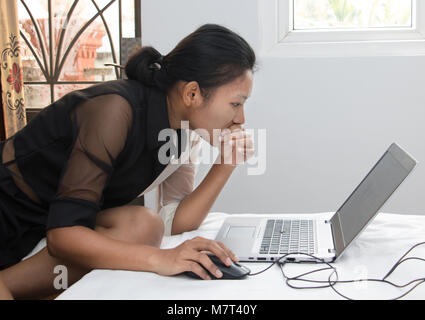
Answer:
[{"left": 232, "top": 103, "right": 241, "bottom": 107}]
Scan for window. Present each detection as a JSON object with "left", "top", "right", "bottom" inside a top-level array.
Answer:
[
  {"left": 259, "top": 0, "right": 425, "bottom": 57},
  {"left": 18, "top": 0, "right": 141, "bottom": 113},
  {"left": 293, "top": 0, "right": 413, "bottom": 30}
]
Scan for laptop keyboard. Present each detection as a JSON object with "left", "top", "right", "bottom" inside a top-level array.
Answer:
[{"left": 259, "top": 219, "right": 316, "bottom": 255}]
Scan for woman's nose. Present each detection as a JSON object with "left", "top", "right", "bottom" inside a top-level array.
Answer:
[{"left": 234, "top": 107, "right": 245, "bottom": 125}]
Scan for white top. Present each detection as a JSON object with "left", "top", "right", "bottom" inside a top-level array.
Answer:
[{"left": 144, "top": 129, "right": 202, "bottom": 236}]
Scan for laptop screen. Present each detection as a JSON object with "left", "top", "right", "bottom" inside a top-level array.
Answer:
[{"left": 330, "top": 143, "right": 417, "bottom": 258}]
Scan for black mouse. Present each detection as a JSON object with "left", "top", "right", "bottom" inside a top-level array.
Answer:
[{"left": 183, "top": 254, "right": 250, "bottom": 280}]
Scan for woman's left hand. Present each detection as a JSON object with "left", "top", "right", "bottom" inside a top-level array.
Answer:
[{"left": 218, "top": 125, "right": 255, "bottom": 166}]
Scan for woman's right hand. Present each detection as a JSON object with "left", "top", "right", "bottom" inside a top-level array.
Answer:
[
  {"left": 150, "top": 236, "right": 239, "bottom": 280},
  {"left": 218, "top": 125, "right": 254, "bottom": 167}
]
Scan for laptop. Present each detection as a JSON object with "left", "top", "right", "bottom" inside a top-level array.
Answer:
[{"left": 215, "top": 143, "right": 418, "bottom": 263}]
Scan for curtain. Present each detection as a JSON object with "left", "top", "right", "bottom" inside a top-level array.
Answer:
[{"left": 0, "top": 0, "right": 27, "bottom": 140}]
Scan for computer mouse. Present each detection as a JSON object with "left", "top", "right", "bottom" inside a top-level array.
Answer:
[{"left": 183, "top": 254, "right": 251, "bottom": 280}]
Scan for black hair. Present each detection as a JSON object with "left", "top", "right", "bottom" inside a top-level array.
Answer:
[{"left": 124, "top": 24, "right": 257, "bottom": 98}]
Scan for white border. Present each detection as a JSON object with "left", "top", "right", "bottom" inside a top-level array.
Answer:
[{"left": 258, "top": 0, "right": 425, "bottom": 57}]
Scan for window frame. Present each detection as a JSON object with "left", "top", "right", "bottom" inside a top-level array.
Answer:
[
  {"left": 259, "top": 0, "right": 425, "bottom": 57},
  {"left": 19, "top": 0, "right": 142, "bottom": 113}
]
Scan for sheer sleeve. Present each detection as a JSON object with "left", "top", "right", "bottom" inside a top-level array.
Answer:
[
  {"left": 47, "top": 94, "right": 133, "bottom": 231},
  {"left": 155, "top": 131, "right": 202, "bottom": 236}
]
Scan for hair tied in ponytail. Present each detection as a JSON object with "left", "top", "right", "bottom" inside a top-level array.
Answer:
[{"left": 149, "top": 55, "right": 165, "bottom": 71}]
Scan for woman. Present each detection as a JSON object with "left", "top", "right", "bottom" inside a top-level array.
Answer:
[{"left": 0, "top": 23, "right": 256, "bottom": 299}]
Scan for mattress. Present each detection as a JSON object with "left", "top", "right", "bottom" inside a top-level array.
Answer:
[{"left": 26, "top": 212, "right": 425, "bottom": 300}]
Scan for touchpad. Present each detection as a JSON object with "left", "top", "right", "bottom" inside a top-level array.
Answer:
[{"left": 226, "top": 226, "right": 256, "bottom": 238}]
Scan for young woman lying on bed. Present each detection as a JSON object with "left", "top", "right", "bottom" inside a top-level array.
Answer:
[{"left": 0, "top": 23, "right": 256, "bottom": 299}]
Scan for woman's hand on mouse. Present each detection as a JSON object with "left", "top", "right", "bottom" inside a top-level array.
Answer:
[
  {"left": 217, "top": 125, "right": 255, "bottom": 167},
  {"left": 150, "top": 236, "right": 239, "bottom": 280}
]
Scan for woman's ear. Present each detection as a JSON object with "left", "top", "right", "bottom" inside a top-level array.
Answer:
[{"left": 182, "top": 81, "right": 201, "bottom": 106}]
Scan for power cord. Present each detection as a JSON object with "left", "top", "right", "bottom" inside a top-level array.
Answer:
[{"left": 246, "top": 241, "right": 425, "bottom": 300}]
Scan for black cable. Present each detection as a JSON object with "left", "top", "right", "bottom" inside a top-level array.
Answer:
[{"left": 246, "top": 241, "right": 425, "bottom": 300}]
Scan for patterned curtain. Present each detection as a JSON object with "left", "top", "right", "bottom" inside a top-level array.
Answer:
[{"left": 0, "top": 0, "right": 27, "bottom": 141}]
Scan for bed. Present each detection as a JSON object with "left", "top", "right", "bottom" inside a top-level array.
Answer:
[{"left": 26, "top": 211, "right": 425, "bottom": 300}]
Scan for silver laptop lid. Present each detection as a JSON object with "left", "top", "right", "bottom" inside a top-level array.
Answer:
[{"left": 330, "top": 143, "right": 417, "bottom": 259}]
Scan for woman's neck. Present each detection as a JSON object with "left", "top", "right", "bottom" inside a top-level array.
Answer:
[{"left": 166, "top": 88, "right": 186, "bottom": 130}]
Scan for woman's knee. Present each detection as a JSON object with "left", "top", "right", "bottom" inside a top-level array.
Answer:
[
  {"left": 98, "top": 205, "right": 164, "bottom": 246},
  {"left": 128, "top": 206, "right": 165, "bottom": 245}
]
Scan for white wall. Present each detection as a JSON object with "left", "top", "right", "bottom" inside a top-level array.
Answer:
[{"left": 142, "top": 0, "right": 425, "bottom": 215}]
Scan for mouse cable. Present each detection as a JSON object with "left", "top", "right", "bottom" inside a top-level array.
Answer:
[{"left": 246, "top": 241, "right": 425, "bottom": 300}]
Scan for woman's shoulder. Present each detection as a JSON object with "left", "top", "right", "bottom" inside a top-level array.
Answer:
[
  {"left": 78, "top": 79, "right": 147, "bottom": 98},
  {"left": 60, "top": 79, "right": 149, "bottom": 114}
]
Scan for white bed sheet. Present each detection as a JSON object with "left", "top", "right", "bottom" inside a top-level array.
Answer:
[{"left": 28, "top": 212, "right": 425, "bottom": 300}]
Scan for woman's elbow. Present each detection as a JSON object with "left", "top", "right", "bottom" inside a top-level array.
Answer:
[{"left": 171, "top": 221, "right": 200, "bottom": 235}]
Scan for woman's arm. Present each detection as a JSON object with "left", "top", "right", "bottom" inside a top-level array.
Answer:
[
  {"left": 171, "top": 163, "right": 236, "bottom": 235},
  {"left": 47, "top": 226, "right": 161, "bottom": 272},
  {"left": 47, "top": 226, "right": 237, "bottom": 280},
  {"left": 171, "top": 127, "right": 254, "bottom": 235}
]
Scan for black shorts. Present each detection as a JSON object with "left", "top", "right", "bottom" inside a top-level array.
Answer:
[{"left": 0, "top": 147, "right": 47, "bottom": 270}]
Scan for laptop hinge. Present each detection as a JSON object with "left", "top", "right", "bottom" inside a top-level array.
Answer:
[{"left": 324, "top": 219, "right": 337, "bottom": 256}]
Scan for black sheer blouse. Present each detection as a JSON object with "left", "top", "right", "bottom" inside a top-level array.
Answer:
[{"left": 0, "top": 79, "right": 189, "bottom": 232}]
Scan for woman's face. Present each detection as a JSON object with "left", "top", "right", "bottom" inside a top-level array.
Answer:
[{"left": 187, "top": 70, "right": 253, "bottom": 146}]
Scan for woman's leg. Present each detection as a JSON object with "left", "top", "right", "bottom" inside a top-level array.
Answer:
[
  {"left": 0, "top": 274, "right": 13, "bottom": 300},
  {"left": 0, "top": 205, "right": 164, "bottom": 299}
]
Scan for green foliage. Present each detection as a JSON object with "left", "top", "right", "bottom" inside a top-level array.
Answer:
[{"left": 328, "top": 0, "right": 362, "bottom": 25}]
